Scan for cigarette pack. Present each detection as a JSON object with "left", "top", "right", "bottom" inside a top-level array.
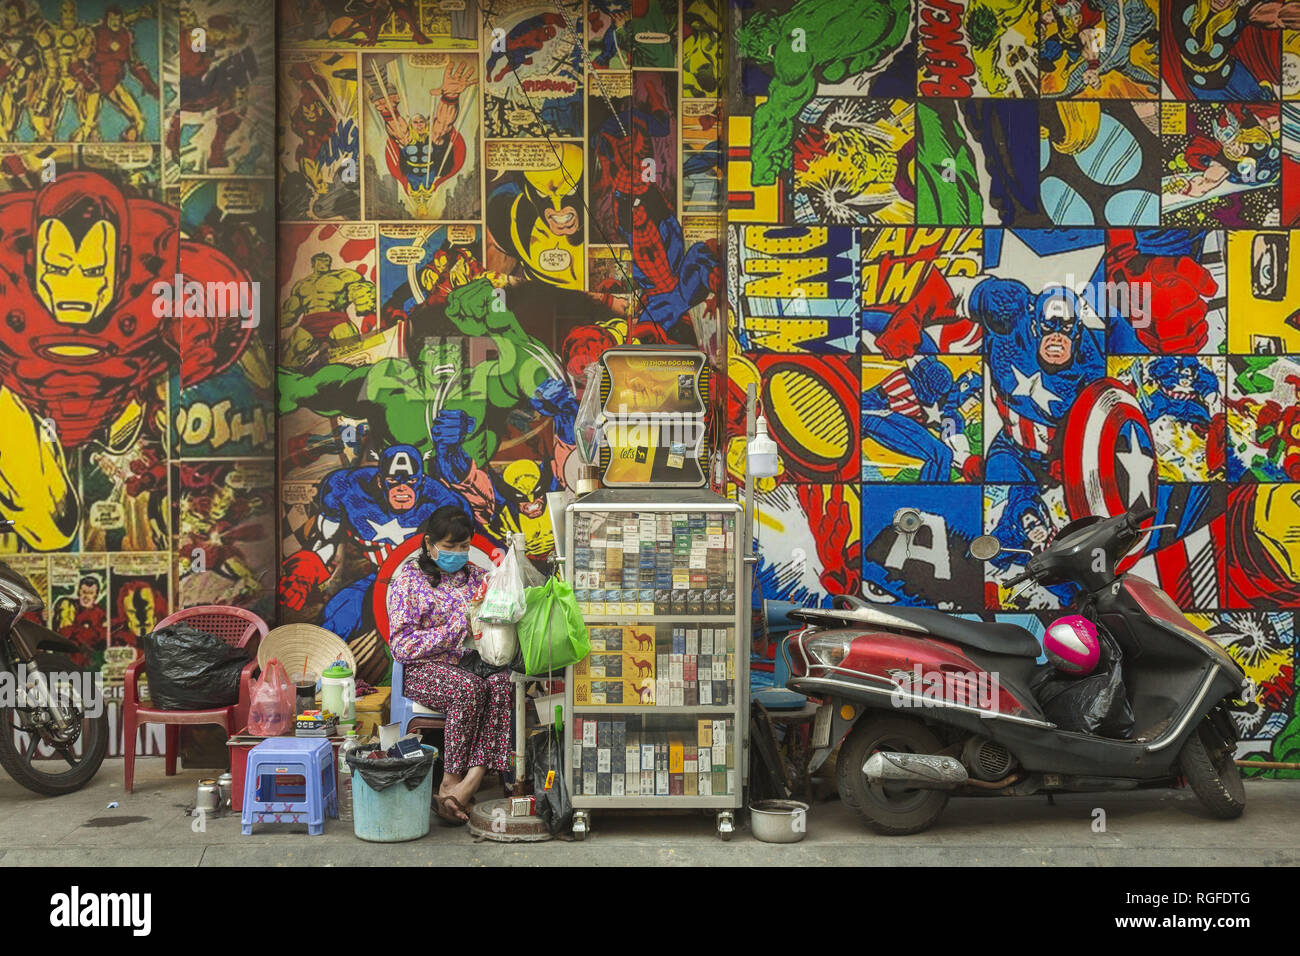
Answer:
[
  {"left": 584, "top": 771, "right": 597, "bottom": 794},
  {"left": 597, "top": 773, "right": 611, "bottom": 795},
  {"left": 611, "top": 774, "right": 625, "bottom": 797},
  {"left": 669, "top": 739, "right": 684, "bottom": 774},
  {"left": 698, "top": 720, "right": 712, "bottom": 747},
  {"left": 655, "top": 771, "right": 669, "bottom": 796},
  {"left": 698, "top": 773, "right": 712, "bottom": 797},
  {"left": 625, "top": 771, "right": 639, "bottom": 795},
  {"left": 669, "top": 774, "right": 684, "bottom": 796},
  {"left": 684, "top": 773, "right": 698, "bottom": 796}
]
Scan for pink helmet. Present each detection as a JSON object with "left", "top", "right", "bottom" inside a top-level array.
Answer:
[{"left": 1043, "top": 615, "right": 1100, "bottom": 675}]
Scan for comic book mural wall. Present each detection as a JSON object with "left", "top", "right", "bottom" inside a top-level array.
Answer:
[
  {"left": 274, "top": 0, "right": 727, "bottom": 686},
  {"left": 726, "top": 0, "right": 1299, "bottom": 775},
  {"left": 0, "top": 0, "right": 276, "bottom": 675}
]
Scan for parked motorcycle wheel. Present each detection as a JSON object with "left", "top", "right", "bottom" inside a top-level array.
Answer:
[
  {"left": 0, "top": 654, "right": 108, "bottom": 797},
  {"left": 838, "top": 715, "right": 948, "bottom": 835},
  {"left": 1177, "top": 712, "right": 1245, "bottom": 820}
]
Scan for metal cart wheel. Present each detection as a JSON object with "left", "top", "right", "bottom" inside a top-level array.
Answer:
[
  {"left": 716, "top": 811, "right": 735, "bottom": 841},
  {"left": 572, "top": 810, "right": 590, "bottom": 841}
]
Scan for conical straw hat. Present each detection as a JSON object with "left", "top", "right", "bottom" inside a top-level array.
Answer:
[{"left": 258, "top": 623, "right": 355, "bottom": 680}]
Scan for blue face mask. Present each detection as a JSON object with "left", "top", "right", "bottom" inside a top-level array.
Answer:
[{"left": 435, "top": 550, "right": 469, "bottom": 573}]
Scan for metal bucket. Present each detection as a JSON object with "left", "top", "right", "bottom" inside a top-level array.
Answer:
[{"left": 749, "top": 799, "right": 809, "bottom": 844}]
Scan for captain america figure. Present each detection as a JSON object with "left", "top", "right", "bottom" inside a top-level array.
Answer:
[
  {"left": 279, "top": 444, "right": 470, "bottom": 642},
  {"left": 875, "top": 229, "right": 1216, "bottom": 485},
  {"left": 862, "top": 357, "right": 980, "bottom": 482},
  {"left": 1145, "top": 356, "right": 1218, "bottom": 426}
]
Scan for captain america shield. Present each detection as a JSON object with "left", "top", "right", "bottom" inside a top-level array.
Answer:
[{"left": 1062, "top": 379, "right": 1157, "bottom": 568}]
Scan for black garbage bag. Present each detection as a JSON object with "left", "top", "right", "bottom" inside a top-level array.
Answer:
[
  {"left": 1029, "top": 628, "right": 1135, "bottom": 739},
  {"left": 526, "top": 727, "right": 572, "bottom": 835},
  {"left": 140, "top": 624, "right": 249, "bottom": 711},
  {"left": 346, "top": 743, "right": 439, "bottom": 792}
]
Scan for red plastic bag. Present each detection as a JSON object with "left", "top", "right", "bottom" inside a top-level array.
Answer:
[{"left": 248, "top": 658, "right": 295, "bottom": 736}]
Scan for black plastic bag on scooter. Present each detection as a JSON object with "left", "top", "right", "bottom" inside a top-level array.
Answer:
[
  {"left": 1029, "top": 628, "right": 1135, "bottom": 739},
  {"left": 140, "top": 624, "right": 249, "bottom": 711}
]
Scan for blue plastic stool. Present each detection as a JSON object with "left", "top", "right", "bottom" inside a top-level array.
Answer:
[{"left": 241, "top": 737, "right": 336, "bottom": 836}]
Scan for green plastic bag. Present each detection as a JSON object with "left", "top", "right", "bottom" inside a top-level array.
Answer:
[{"left": 519, "top": 577, "right": 590, "bottom": 676}]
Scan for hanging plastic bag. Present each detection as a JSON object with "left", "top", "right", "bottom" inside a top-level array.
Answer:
[
  {"left": 518, "top": 577, "right": 589, "bottom": 676},
  {"left": 573, "top": 363, "right": 604, "bottom": 466},
  {"left": 247, "top": 658, "right": 296, "bottom": 736},
  {"left": 478, "top": 621, "right": 518, "bottom": 667},
  {"left": 479, "top": 543, "right": 527, "bottom": 624},
  {"left": 527, "top": 727, "right": 572, "bottom": 836}
]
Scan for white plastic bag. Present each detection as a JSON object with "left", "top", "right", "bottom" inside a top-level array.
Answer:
[
  {"left": 479, "top": 543, "right": 527, "bottom": 624},
  {"left": 478, "top": 621, "right": 519, "bottom": 667}
]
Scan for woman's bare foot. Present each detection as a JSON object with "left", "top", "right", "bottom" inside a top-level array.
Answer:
[{"left": 440, "top": 794, "right": 471, "bottom": 821}]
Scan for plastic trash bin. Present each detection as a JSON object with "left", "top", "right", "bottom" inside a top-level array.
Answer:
[{"left": 349, "top": 744, "right": 439, "bottom": 842}]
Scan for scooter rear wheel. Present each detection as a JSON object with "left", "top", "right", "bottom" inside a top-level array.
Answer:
[
  {"left": 1178, "top": 715, "right": 1245, "bottom": 820},
  {"left": 838, "top": 715, "right": 948, "bottom": 835}
]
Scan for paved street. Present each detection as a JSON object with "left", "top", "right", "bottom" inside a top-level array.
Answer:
[{"left": 2, "top": 758, "right": 1297, "bottom": 866}]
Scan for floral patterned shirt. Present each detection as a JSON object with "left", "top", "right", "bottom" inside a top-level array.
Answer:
[{"left": 387, "top": 560, "right": 488, "bottom": 664}]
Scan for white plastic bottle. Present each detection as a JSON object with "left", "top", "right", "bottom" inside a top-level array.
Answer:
[{"left": 338, "top": 731, "right": 362, "bottom": 824}]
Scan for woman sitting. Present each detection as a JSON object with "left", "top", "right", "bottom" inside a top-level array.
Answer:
[{"left": 387, "top": 505, "right": 512, "bottom": 824}]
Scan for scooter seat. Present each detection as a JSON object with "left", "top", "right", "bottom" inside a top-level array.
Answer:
[{"left": 880, "top": 607, "right": 1042, "bottom": 658}]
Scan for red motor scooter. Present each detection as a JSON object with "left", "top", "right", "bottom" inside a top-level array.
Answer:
[{"left": 785, "top": 504, "right": 1247, "bottom": 834}]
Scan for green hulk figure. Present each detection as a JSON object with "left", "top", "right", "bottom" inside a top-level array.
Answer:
[
  {"left": 277, "top": 277, "right": 578, "bottom": 520},
  {"left": 736, "top": 0, "right": 911, "bottom": 186},
  {"left": 280, "top": 252, "right": 378, "bottom": 368}
]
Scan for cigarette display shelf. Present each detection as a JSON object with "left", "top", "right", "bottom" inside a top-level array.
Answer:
[{"left": 564, "top": 488, "right": 748, "bottom": 840}]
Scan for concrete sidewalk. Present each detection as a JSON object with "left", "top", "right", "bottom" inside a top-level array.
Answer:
[{"left": 1, "top": 758, "right": 1297, "bottom": 866}]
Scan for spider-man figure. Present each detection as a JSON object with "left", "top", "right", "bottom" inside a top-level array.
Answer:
[
  {"left": 0, "top": 171, "right": 253, "bottom": 551},
  {"left": 593, "top": 80, "right": 719, "bottom": 343}
]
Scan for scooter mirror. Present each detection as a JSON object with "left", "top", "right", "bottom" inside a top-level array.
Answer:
[
  {"left": 969, "top": 535, "right": 1002, "bottom": 561},
  {"left": 892, "top": 508, "right": 924, "bottom": 535}
]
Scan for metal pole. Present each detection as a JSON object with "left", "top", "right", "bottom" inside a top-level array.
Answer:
[{"left": 742, "top": 383, "right": 758, "bottom": 788}]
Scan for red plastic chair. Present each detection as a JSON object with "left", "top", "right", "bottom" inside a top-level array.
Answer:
[{"left": 123, "top": 605, "right": 268, "bottom": 793}]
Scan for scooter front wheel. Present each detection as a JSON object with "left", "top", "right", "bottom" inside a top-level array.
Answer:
[
  {"left": 838, "top": 715, "right": 948, "bottom": 835},
  {"left": 1178, "top": 715, "right": 1245, "bottom": 820}
]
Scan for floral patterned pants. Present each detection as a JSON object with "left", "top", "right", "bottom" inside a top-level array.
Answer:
[{"left": 402, "top": 659, "right": 513, "bottom": 775}]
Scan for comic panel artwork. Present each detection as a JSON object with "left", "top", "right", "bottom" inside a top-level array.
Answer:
[
  {"left": 173, "top": 0, "right": 276, "bottom": 176},
  {"left": 730, "top": 0, "right": 1300, "bottom": 770},
  {"left": 916, "top": 0, "right": 1039, "bottom": 98},
  {"left": 275, "top": 0, "right": 725, "bottom": 685},
  {"left": 361, "top": 51, "right": 483, "bottom": 221},
  {"left": 0, "top": 3, "right": 276, "bottom": 682},
  {"left": 278, "top": 0, "right": 479, "bottom": 49},
  {"left": 279, "top": 50, "right": 361, "bottom": 220},
  {"left": 482, "top": 0, "right": 584, "bottom": 140}
]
